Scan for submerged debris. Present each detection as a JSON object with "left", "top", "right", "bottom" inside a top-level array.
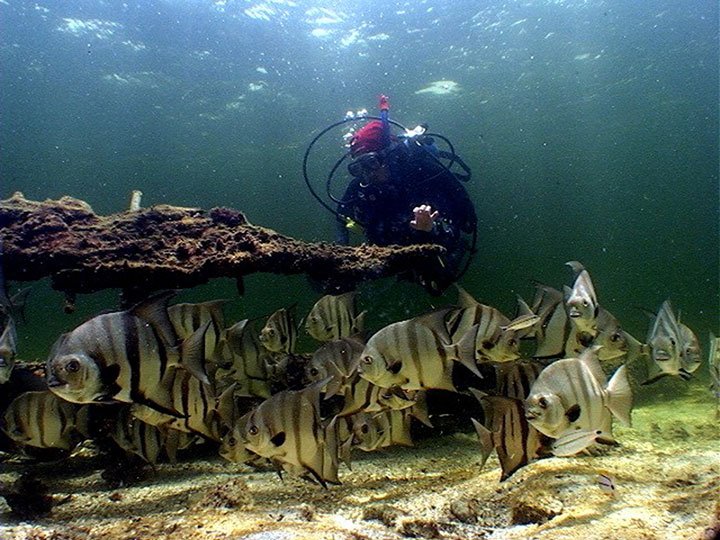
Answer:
[{"left": 0, "top": 192, "right": 447, "bottom": 296}]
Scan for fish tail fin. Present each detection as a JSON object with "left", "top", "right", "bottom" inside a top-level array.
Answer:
[{"left": 606, "top": 365, "right": 633, "bottom": 427}]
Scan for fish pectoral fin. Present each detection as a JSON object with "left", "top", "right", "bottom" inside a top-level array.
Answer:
[{"left": 565, "top": 404, "right": 582, "bottom": 423}]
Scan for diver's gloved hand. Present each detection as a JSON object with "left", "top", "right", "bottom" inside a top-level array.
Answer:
[{"left": 410, "top": 204, "right": 439, "bottom": 232}]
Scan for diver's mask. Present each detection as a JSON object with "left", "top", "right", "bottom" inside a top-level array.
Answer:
[{"left": 348, "top": 152, "right": 383, "bottom": 178}]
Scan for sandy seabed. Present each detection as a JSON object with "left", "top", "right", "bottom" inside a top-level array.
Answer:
[{"left": 1, "top": 386, "right": 718, "bottom": 540}]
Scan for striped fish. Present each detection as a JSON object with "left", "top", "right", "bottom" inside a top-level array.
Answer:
[
  {"left": 358, "top": 310, "right": 480, "bottom": 391},
  {"left": 111, "top": 408, "right": 165, "bottom": 465},
  {"left": 564, "top": 261, "right": 599, "bottom": 335},
  {"left": 46, "top": 292, "right": 209, "bottom": 415},
  {"left": 168, "top": 299, "right": 228, "bottom": 368},
  {"left": 337, "top": 375, "right": 417, "bottom": 417},
  {"left": 493, "top": 360, "right": 544, "bottom": 400},
  {"left": 259, "top": 307, "right": 297, "bottom": 354},
  {"left": 446, "top": 289, "right": 521, "bottom": 364},
  {"left": 305, "top": 292, "right": 366, "bottom": 342},
  {"left": 525, "top": 347, "right": 632, "bottom": 453},
  {"left": 239, "top": 380, "right": 340, "bottom": 486},
  {"left": 130, "top": 366, "right": 221, "bottom": 442},
  {"left": 305, "top": 334, "right": 365, "bottom": 397},
  {"left": 530, "top": 283, "right": 638, "bottom": 363},
  {"left": 643, "top": 300, "right": 686, "bottom": 383},
  {"left": 530, "top": 283, "right": 569, "bottom": 358},
  {"left": 2, "top": 390, "right": 88, "bottom": 451},
  {"left": 470, "top": 391, "right": 549, "bottom": 481},
  {"left": 566, "top": 308, "right": 643, "bottom": 363},
  {"left": 0, "top": 316, "right": 17, "bottom": 384},
  {"left": 217, "top": 319, "right": 272, "bottom": 398},
  {"left": 349, "top": 409, "right": 414, "bottom": 452},
  {"left": 678, "top": 322, "right": 701, "bottom": 375}
]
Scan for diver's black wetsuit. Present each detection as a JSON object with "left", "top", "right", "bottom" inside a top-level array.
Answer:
[{"left": 336, "top": 140, "right": 477, "bottom": 292}]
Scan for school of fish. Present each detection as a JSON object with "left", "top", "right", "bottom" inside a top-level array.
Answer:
[{"left": 0, "top": 261, "right": 714, "bottom": 486}]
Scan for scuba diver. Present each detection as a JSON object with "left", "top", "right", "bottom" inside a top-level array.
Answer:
[{"left": 303, "top": 95, "right": 477, "bottom": 294}]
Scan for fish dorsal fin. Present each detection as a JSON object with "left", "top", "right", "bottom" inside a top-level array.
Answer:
[
  {"left": 605, "top": 365, "right": 632, "bottom": 427},
  {"left": 129, "top": 291, "right": 178, "bottom": 347},
  {"left": 413, "top": 307, "right": 455, "bottom": 341},
  {"left": 455, "top": 284, "right": 480, "bottom": 309},
  {"left": 216, "top": 383, "right": 238, "bottom": 426},
  {"left": 565, "top": 260, "right": 586, "bottom": 279}
]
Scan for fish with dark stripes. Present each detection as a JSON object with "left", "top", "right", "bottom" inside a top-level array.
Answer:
[
  {"left": 259, "top": 307, "right": 298, "bottom": 354},
  {"left": 46, "top": 292, "right": 209, "bottom": 417},
  {"left": 111, "top": 408, "right": 165, "bottom": 465},
  {"left": 525, "top": 347, "right": 632, "bottom": 454},
  {"left": 130, "top": 366, "right": 221, "bottom": 441},
  {"left": 358, "top": 309, "right": 480, "bottom": 391},
  {"left": 642, "top": 300, "right": 688, "bottom": 384},
  {"left": 493, "top": 360, "right": 544, "bottom": 400},
  {"left": 471, "top": 390, "right": 550, "bottom": 481},
  {"left": 678, "top": 322, "right": 701, "bottom": 375},
  {"left": 564, "top": 261, "right": 599, "bottom": 335},
  {"left": 217, "top": 319, "right": 272, "bottom": 398},
  {"left": 305, "top": 292, "right": 366, "bottom": 342},
  {"left": 305, "top": 334, "right": 365, "bottom": 397},
  {"left": 446, "top": 286, "right": 522, "bottom": 363},
  {"left": 2, "top": 390, "right": 88, "bottom": 451},
  {"left": 238, "top": 380, "right": 340, "bottom": 486},
  {"left": 337, "top": 375, "right": 418, "bottom": 417},
  {"left": 530, "top": 283, "right": 640, "bottom": 363},
  {"left": 168, "top": 299, "right": 228, "bottom": 369}
]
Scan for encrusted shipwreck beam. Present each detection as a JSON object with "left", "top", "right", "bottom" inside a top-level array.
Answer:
[{"left": 0, "top": 192, "right": 445, "bottom": 297}]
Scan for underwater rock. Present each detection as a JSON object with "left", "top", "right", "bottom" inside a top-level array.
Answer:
[
  {"left": 509, "top": 492, "right": 563, "bottom": 525},
  {"left": 190, "top": 478, "right": 254, "bottom": 510},
  {"left": 0, "top": 192, "right": 446, "bottom": 297}
]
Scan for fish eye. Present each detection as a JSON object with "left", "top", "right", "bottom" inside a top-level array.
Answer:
[
  {"left": 482, "top": 340, "right": 495, "bottom": 350},
  {"left": 583, "top": 300, "right": 589, "bottom": 307},
  {"left": 508, "top": 338, "right": 517, "bottom": 347},
  {"left": 362, "top": 355, "right": 373, "bottom": 364},
  {"left": 268, "top": 329, "right": 276, "bottom": 336},
  {"left": 66, "top": 359, "right": 81, "bottom": 373},
  {"left": 361, "top": 424, "right": 369, "bottom": 434},
  {"left": 538, "top": 397, "right": 548, "bottom": 408},
  {"left": 309, "top": 367, "right": 319, "bottom": 377},
  {"left": 227, "top": 437, "right": 236, "bottom": 446},
  {"left": 248, "top": 425, "right": 259, "bottom": 436},
  {"left": 611, "top": 333, "right": 622, "bottom": 342}
]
